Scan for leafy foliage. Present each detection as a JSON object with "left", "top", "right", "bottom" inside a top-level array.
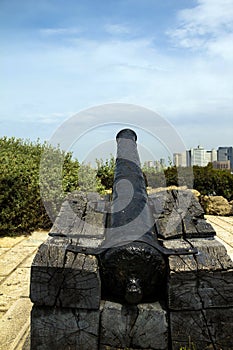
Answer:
[
  {"left": 0, "top": 137, "right": 46, "bottom": 235},
  {"left": 193, "top": 163, "right": 233, "bottom": 200},
  {"left": 39, "top": 146, "right": 80, "bottom": 221},
  {"left": 96, "top": 156, "right": 115, "bottom": 190},
  {"left": 0, "top": 137, "right": 80, "bottom": 236},
  {"left": 78, "top": 163, "right": 105, "bottom": 194},
  {"left": 0, "top": 136, "right": 111, "bottom": 236},
  {"left": 142, "top": 165, "right": 193, "bottom": 189},
  {"left": 143, "top": 163, "right": 233, "bottom": 201}
]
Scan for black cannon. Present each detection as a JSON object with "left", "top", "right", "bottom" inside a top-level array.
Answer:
[
  {"left": 99, "top": 129, "right": 198, "bottom": 304},
  {"left": 66, "top": 128, "right": 198, "bottom": 304},
  {"left": 99, "top": 129, "right": 167, "bottom": 304}
]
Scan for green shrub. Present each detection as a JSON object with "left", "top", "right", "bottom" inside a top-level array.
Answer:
[
  {"left": 96, "top": 156, "right": 115, "bottom": 190},
  {"left": 0, "top": 137, "right": 80, "bottom": 236},
  {"left": 0, "top": 136, "right": 110, "bottom": 236},
  {"left": 193, "top": 163, "right": 233, "bottom": 200},
  {"left": 1, "top": 137, "right": 45, "bottom": 235},
  {"left": 143, "top": 163, "right": 233, "bottom": 201}
]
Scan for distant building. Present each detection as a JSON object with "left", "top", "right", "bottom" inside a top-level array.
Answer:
[
  {"left": 144, "top": 158, "right": 166, "bottom": 171},
  {"left": 173, "top": 152, "right": 187, "bottom": 167},
  {"left": 217, "top": 147, "right": 233, "bottom": 169},
  {"left": 175, "top": 147, "right": 218, "bottom": 167},
  {"left": 186, "top": 146, "right": 208, "bottom": 166},
  {"left": 206, "top": 149, "right": 217, "bottom": 163},
  {"left": 212, "top": 160, "right": 231, "bottom": 170},
  {"left": 145, "top": 160, "right": 154, "bottom": 168}
]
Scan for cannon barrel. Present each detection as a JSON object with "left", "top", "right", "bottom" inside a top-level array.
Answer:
[{"left": 99, "top": 129, "right": 167, "bottom": 304}]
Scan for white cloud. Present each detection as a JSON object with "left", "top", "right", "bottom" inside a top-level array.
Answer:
[
  {"left": 178, "top": 0, "right": 233, "bottom": 31},
  {"left": 167, "top": 0, "right": 233, "bottom": 60},
  {"left": 40, "top": 27, "right": 81, "bottom": 36},
  {"left": 104, "top": 23, "right": 131, "bottom": 36},
  {"left": 36, "top": 113, "right": 70, "bottom": 125},
  {"left": 3, "top": 35, "right": 232, "bottom": 124}
]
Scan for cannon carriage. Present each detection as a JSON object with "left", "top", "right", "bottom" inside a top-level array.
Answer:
[{"left": 30, "top": 129, "right": 233, "bottom": 350}]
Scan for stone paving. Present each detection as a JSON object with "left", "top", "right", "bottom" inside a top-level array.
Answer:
[
  {"left": 205, "top": 215, "right": 233, "bottom": 259},
  {"left": 0, "top": 231, "right": 49, "bottom": 350},
  {"left": 0, "top": 217, "right": 232, "bottom": 350}
]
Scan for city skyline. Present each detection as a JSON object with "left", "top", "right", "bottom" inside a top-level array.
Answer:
[{"left": 173, "top": 145, "right": 233, "bottom": 168}]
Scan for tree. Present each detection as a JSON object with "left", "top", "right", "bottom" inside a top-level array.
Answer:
[
  {"left": 96, "top": 156, "right": 115, "bottom": 190},
  {"left": 78, "top": 163, "right": 105, "bottom": 193}
]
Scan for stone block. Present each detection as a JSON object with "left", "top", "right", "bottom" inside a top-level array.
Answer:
[
  {"left": 30, "top": 239, "right": 101, "bottom": 309},
  {"left": 100, "top": 301, "right": 168, "bottom": 350},
  {"left": 31, "top": 306, "right": 100, "bottom": 350}
]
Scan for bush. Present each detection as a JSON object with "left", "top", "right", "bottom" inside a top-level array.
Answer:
[
  {"left": 0, "top": 136, "right": 110, "bottom": 236},
  {"left": 142, "top": 163, "right": 233, "bottom": 200},
  {"left": 96, "top": 156, "right": 115, "bottom": 190},
  {"left": 193, "top": 163, "right": 233, "bottom": 200},
  {"left": 0, "top": 137, "right": 80, "bottom": 236}
]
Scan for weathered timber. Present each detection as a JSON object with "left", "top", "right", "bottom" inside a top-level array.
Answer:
[
  {"left": 30, "top": 191, "right": 107, "bottom": 349},
  {"left": 170, "top": 308, "right": 233, "bottom": 350},
  {"left": 149, "top": 189, "right": 215, "bottom": 239},
  {"left": 30, "top": 238, "right": 101, "bottom": 309},
  {"left": 50, "top": 191, "right": 107, "bottom": 238},
  {"left": 164, "top": 238, "right": 233, "bottom": 310},
  {"left": 100, "top": 301, "right": 168, "bottom": 350},
  {"left": 31, "top": 306, "right": 100, "bottom": 350},
  {"left": 165, "top": 237, "right": 233, "bottom": 349},
  {"left": 30, "top": 191, "right": 108, "bottom": 310}
]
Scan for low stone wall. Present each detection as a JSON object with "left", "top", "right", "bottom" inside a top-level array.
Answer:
[{"left": 30, "top": 191, "right": 233, "bottom": 349}]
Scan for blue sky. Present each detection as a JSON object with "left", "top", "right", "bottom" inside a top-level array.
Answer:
[{"left": 1, "top": 0, "right": 233, "bottom": 163}]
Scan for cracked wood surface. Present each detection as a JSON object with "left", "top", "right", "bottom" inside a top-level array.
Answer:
[
  {"left": 49, "top": 192, "right": 107, "bottom": 238},
  {"left": 30, "top": 238, "right": 101, "bottom": 309},
  {"left": 171, "top": 308, "right": 233, "bottom": 350},
  {"left": 31, "top": 306, "right": 100, "bottom": 350},
  {"left": 149, "top": 190, "right": 215, "bottom": 239},
  {"left": 100, "top": 301, "right": 168, "bottom": 350},
  {"left": 165, "top": 238, "right": 233, "bottom": 349},
  {"left": 165, "top": 239, "right": 233, "bottom": 311},
  {"left": 30, "top": 192, "right": 107, "bottom": 310}
]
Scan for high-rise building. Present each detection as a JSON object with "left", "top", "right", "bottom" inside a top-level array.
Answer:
[
  {"left": 176, "top": 147, "right": 218, "bottom": 167},
  {"left": 217, "top": 147, "right": 233, "bottom": 169},
  {"left": 173, "top": 152, "right": 187, "bottom": 167},
  {"left": 206, "top": 149, "right": 217, "bottom": 163},
  {"left": 190, "top": 146, "right": 208, "bottom": 166}
]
